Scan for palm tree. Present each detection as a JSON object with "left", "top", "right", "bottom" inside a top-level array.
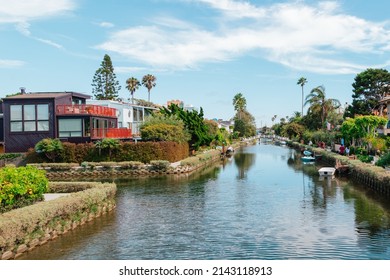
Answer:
[
  {"left": 142, "top": 74, "right": 157, "bottom": 102},
  {"left": 297, "top": 77, "right": 307, "bottom": 116},
  {"left": 305, "top": 85, "right": 341, "bottom": 129},
  {"left": 126, "top": 77, "right": 141, "bottom": 104},
  {"left": 272, "top": 114, "right": 277, "bottom": 126},
  {"left": 233, "top": 93, "right": 247, "bottom": 119}
]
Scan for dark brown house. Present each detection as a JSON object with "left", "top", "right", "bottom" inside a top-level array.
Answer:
[{"left": 2, "top": 91, "right": 131, "bottom": 153}]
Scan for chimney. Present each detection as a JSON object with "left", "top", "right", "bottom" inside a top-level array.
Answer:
[{"left": 20, "top": 87, "right": 26, "bottom": 94}]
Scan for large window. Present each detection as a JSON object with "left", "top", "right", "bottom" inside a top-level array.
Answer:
[
  {"left": 133, "top": 107, "right": 144, "bottom": 121},
  {"left": 10, "top": 104, "right": 49, "bottom": 132},
  {"left": 58, "top": 119, "right": 82, "bottom": 137}
]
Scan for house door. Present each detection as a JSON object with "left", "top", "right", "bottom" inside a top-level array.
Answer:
[{"left": 92, "top": 118, "right": 108, "bottom": 138}]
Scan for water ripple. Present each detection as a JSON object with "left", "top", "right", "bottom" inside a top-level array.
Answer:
[{"left": 18, "top": 144, "right": 390, "bottom": 260}]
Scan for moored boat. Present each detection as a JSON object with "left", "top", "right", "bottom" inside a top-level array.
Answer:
[
  {"left": 301, "top": 156, "right": 315, "bottom": 163},
  {"left": 318, "top": 167, "right": 336, "bottom": 176}
]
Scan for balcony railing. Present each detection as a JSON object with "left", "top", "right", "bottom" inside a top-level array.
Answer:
[
  {"left": 56, "top": 105, "right": 117, "bottom": 117},
  {"left": 91, "top": 128, "right": 132, "bottom": 139}
]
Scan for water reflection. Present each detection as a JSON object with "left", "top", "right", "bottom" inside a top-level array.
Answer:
[
  {"left": 342, "top": 186, "right": 390, "bottom": 257},
  {"left": 286, "top": 148, "right": 390, "bottom": 258},
  {"left": 233, "top": 148, "right": 256, "bottom": 180},
  {"left": 17, "top": 144, "right": 390, "bottom": 259}
]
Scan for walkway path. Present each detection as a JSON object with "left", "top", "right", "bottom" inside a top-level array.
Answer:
[{"left": 43, "top": 193, "right": 70, "bottom": 201}]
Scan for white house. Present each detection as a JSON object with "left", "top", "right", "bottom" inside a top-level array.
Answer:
[
  {"left": 215, "top": 119, "right": 234, "bottom": 133},
  {"left": 86, "top": 100, "right": 156, "bottom": 138}
]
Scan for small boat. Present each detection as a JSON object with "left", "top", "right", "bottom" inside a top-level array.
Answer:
[
  {"left": 318, "top": 167, "right": 336, "bottom": 176},
  {"left": 301, "top": 156, "right": 315, "bottom": 163},
  {"left": 303, "top": 150, "right": 312, "bottom": 156},
  {"left": 225, "top": 146, "right": 234, "bottom": 157}
]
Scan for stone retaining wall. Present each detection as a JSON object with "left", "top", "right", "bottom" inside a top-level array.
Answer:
[{"left": 41, "top": 151, "right": 224, "bottom": 180}]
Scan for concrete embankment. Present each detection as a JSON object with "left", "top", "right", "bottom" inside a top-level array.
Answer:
[{"left": 29, "top": 141, "right": 250, "bottom": 180}]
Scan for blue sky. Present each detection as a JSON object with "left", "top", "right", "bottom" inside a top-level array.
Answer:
[{"left": 1, "top": 0, "right": 390, "bottom": 126}]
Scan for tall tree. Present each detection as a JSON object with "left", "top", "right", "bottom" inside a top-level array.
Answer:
[
  {"left": 142, "top": 74, "right": 157, "bottom": 102},
  {"left": 341, "top": 115, "right": 387, "bottom": 148},
  {"left": 232, "top": 93, "right": 255, "bottom": 137},
  {"left": 91, "top": 54, "right": 121, "bottom": 100},
  {"left": 233, "top": 109, "right": 256, "bottom": 138},
  {"left": 233, "top": 93, "right": 247, "bottom": 120},
  {"left": 126, "top": 77, "right": 141, "bottom": 104},
  {"left": 233, "top": 93, "right": 247, "bottom": 112},
  {"left": 304, "top": 85, "right": 340, "bottom": 129},
  {"left": 297, "top": 77, "right": 307, "bottom": 117},
  {"left": 348, "top": 68, "right": 390, "bottom": 117},
  {"left": 160, "top": 104, "right": 212, "bottom": 150}
]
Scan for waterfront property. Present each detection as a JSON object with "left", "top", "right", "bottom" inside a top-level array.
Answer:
[
  {"left": 86, "top": 99, "right": 157, "bottom": 139},
  {"left": 1, "top": 91, "right": 132, "bottom": 153}
]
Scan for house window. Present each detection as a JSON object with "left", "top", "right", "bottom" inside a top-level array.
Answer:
[
  {"left": 133, "top": 108, "right": 143, "bottom": 121},
  {"left": 10, "top": 104, "right": 49, "bottom": 132},
  {"left": 58, "top": 119, "right": 82, "bottom": 137}
]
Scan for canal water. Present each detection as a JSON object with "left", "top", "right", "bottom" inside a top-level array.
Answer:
[{"left": 19, "top": 144, "right": 390, "bottom": 259}]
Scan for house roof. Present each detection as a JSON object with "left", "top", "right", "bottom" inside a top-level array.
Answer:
[{"left": 2, "top": 91, "right": 91, "bottom": 100}]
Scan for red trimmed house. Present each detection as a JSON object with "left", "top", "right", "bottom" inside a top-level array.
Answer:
[{"left": 2, "top": 91, "right": 131, "bottom": 153}]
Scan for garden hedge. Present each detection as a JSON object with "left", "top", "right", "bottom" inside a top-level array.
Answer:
[
  {"left": 26, "top": 141, "right": 189, "bottom": 164},
  {"left": 0, "top": 182, "right": 116, "bottom": 257}
]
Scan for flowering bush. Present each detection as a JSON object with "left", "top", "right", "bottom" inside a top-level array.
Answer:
[{"left": 0, "top": 166, "right": 48, "bottom": 213}]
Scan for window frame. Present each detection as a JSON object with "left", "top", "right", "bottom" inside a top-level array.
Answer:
[
  {"left": 58, "top": 118, "right": 83, "bottom": 138},
  {"left": 10, "top": 104, "right": 50, "bottom": 133}
]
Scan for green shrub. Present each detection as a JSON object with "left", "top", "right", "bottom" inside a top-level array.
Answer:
[
  {"left": 35, "top": 138, "right": 63, "bottom": 162},
  {"left": 355, "top": 147, "right": 368, "bottom": 156},
  {"left": 376, "top": 153, "right": 390, "bottom": 168},
  {"left": 116, "top": 161, "right": 144, "bottom": 169},
  {"left": 40, "top": 162, "right": 79, "bottom": 171},
  {"left": 0, "top": 166, "right": 48, "bottom": 213},
  {"left": 357, "top": 154, "right": 373, "bottom": 163},
  {"left": 141, "top": 123, "right": 190, "bottom": 143},
  {"left": 198, "top": 153, "right": 212, "bottom": 162},
  {"left": 140, "top": 115, "right": 191, "bottom": 143},
  {"left": 180, "top": 157, "right": 200, "bottom": 166},
  {"left": 95, "top": 138, "right": 120, "bottom": 160},
  {"left": 0, "top": 153, "right": 22, "bottom": 160}
]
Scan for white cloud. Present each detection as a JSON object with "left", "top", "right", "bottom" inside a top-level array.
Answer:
[
  {"left": 195, "top": 0, "right": 266, "bottom": 18},
  {"left": 0, "top": 0, "right": 76, "bottom": 23},
  {"left": 99, "top": 21, "right": 115, "bottom": 28},
  {"left": 15, "top": 21, "right": 64, "bottom": 49},
  {"left": 15, "top": 22, "right": 31, "bottom": 36},
  {"left": 0, "top": 59, "right": 25, "bottom": 68},
  {"left": 36, "top": 38, "right": 64, "bottom": 49},
  {"left": 96, "top": 0, "right": 390, "bottom": 74},
  {"left": 0, "top": 0, "right": 75, "bottom": 50},
  {"left": 116, "top": 66, "right": 148, "bottom": 74}
]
